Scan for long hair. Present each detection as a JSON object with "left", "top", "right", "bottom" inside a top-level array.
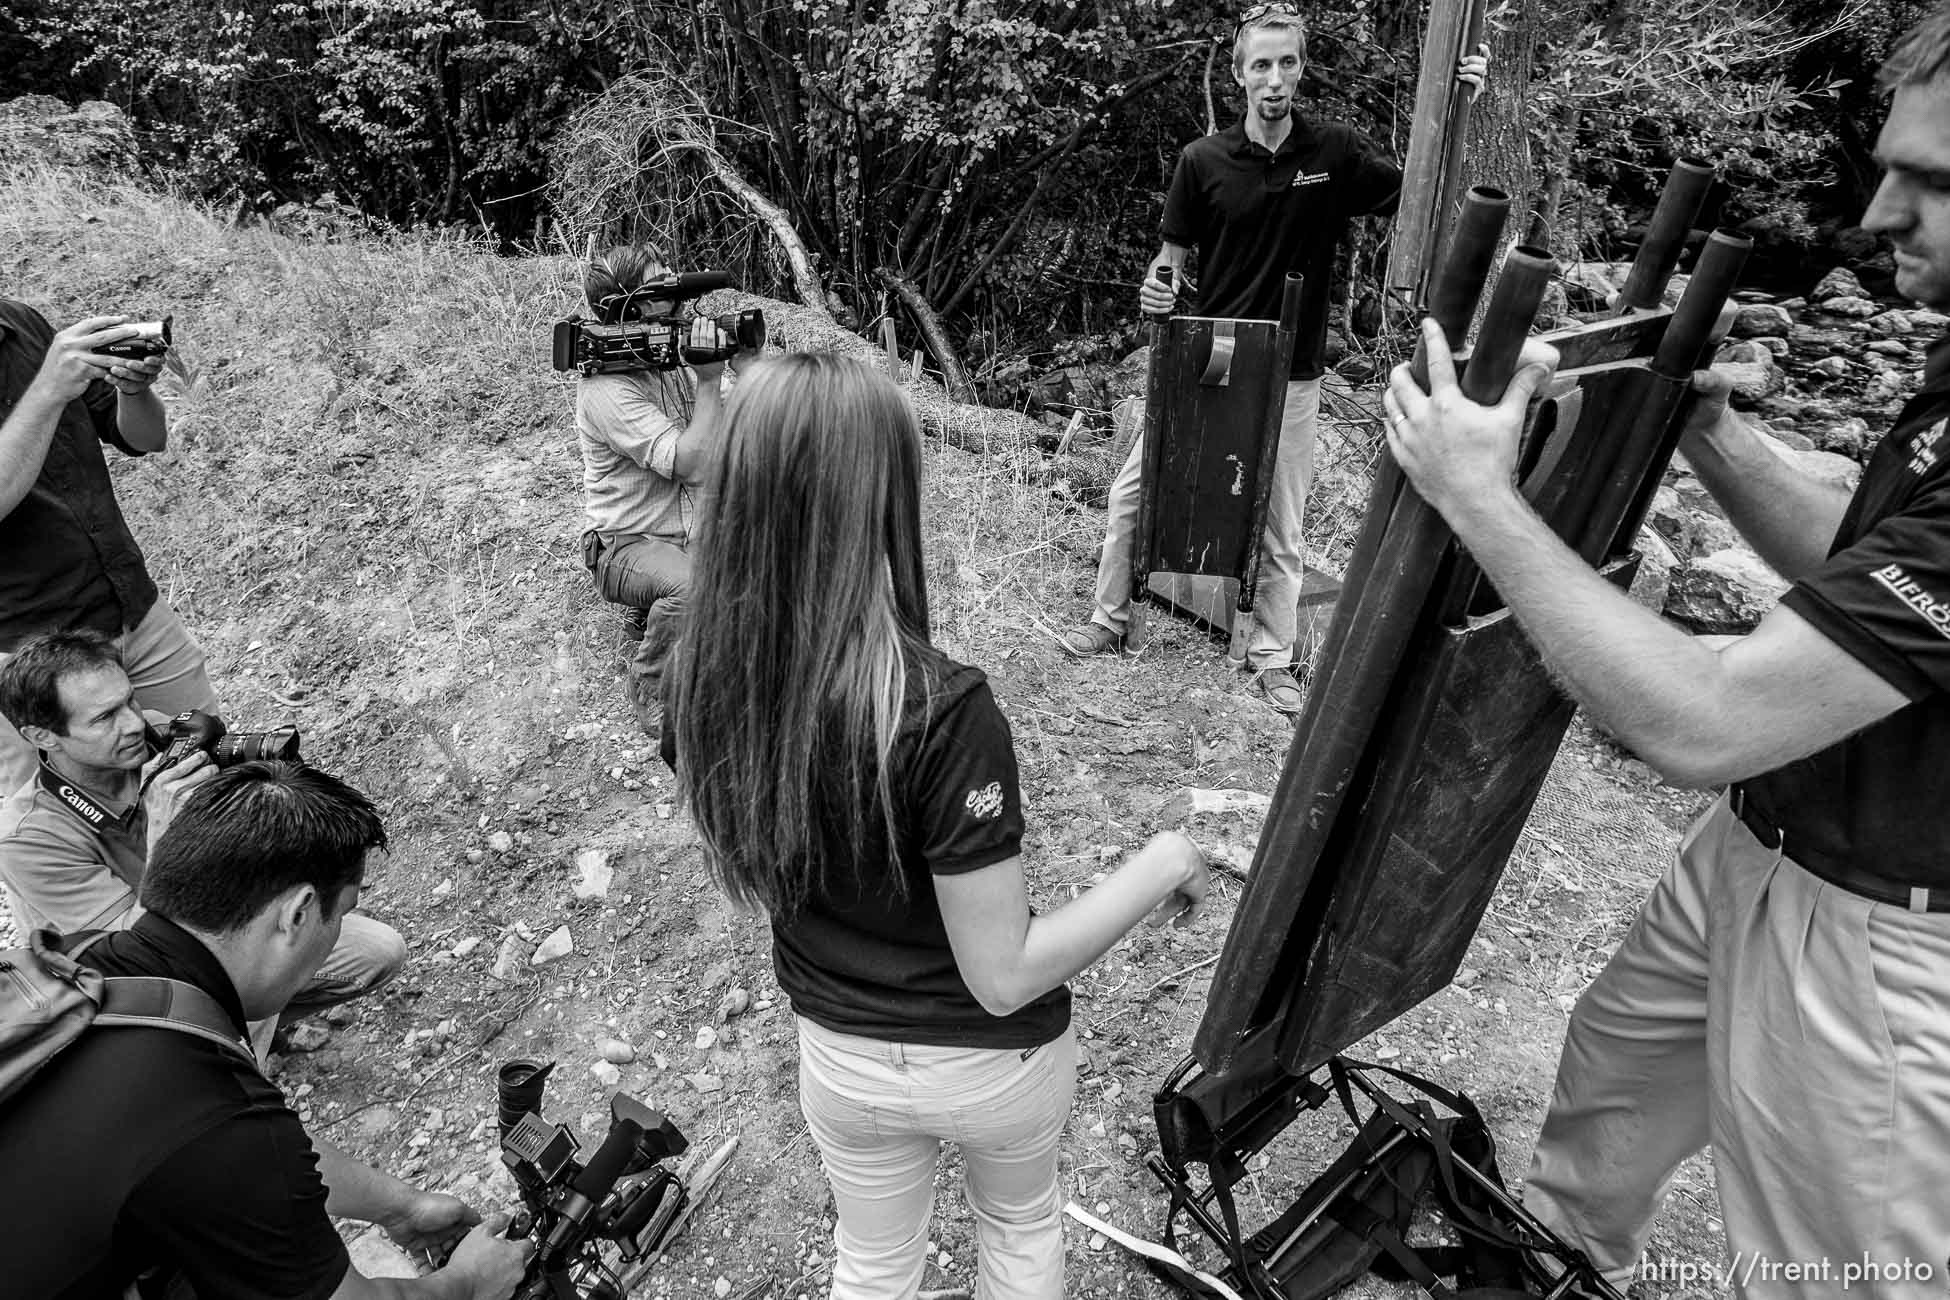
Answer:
[{"left": 670, "top": 353, "right": 931, "bottom": 915}]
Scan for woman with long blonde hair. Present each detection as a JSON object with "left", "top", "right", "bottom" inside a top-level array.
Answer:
[{"left": 667, "top": 353, "right": 1210, "bottom": 1299}]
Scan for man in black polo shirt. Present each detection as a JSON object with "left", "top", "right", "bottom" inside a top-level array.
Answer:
[
  {"left": 0, "top": 760, "right": 530, "bottom": 1299},
  {"left": 1060, "top": 5, "right": 1484, "bottom": 713},
  {"left": 1380, "top": 8, "right": 1950, "bottom": 1291},
  {"left": 0, "top": 300, "right": 219, "bottom": 795}
]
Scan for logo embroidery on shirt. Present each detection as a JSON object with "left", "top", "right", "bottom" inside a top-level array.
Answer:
[
  {"left": 1909, "top": 418, "right": 1944, "bottom": 477},
  {"left": 1290, "top": 170, "right": 1330, "bottom": 188},
  {"left": 1872, "top": 563, "right": 1950, "bottom": 641},
  {"left": 964, "top": 782, "right": 1004, "bottom": 820}
]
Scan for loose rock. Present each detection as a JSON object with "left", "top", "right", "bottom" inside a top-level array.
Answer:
[
  {"left": 600, "top": 1038, "right": 637, "bottom": 1065},
  {"left": 1666, "top": 548, "right": 1790, "bottom": 635},
  {"left": 1729, "top": 303, "right": 1792, "bottom": 338},
  {"left": 1819, "top": 295, "right": 1880, "bottom": 320},
  {"left": 491, "top": 931, "right": 528, "bottom": 981},
  {"left": 1811, "top": 267, "right": 1866, "bottom": 302},
  {"left": 530, "top": 926, "right": 574, "bottom": 966},
  {"left": 573, "top": 848, "right": 613, "bottom": 901},
  {"left": 1867, "top": 310, "right": 1915, "bottom": 337}
]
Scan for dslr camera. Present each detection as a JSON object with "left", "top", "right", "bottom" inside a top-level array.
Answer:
[
  {"left": 551, "top": 270, "right": 764, "bottom": 376},
  {"left": 99, "top": 315, "right": 173, "bottom": 361},
  {"left": 147, "top": 709, "right": 302, "bottom": 778}
]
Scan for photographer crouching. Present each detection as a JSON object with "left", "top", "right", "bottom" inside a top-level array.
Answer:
[
  {"left": 569, "top": 245, "right": 760, "bottom": 739},
  {"left": 0, "top": 629, "right": 405, "bottom": 1052},
  {"left": 0, "top": 760, "right": 532, "bottom": 1298}
]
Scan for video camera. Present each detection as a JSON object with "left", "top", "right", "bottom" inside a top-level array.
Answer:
[
  {"left": 551, "top": 270, "right": 764, "bottom": 377},
  {"left": 146, "top": 709, "right": 301, "bottom": 778},
  {"left": 487, "top": 1058, "right": 692, "bottom": 1300},
  {"left": 99, "top": 315, "right": 172, "bottom": 361}
]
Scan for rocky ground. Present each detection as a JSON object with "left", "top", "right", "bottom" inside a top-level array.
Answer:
[{"left": 1, "top": 156, "right": 1930, "bottom": 1300}]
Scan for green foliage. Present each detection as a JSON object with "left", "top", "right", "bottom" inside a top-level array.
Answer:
[
  {"left": 8, "top": 0, "right": 1918, "bottom": 356},
  {"left": 1525, "top": 0, "right": 1907, "bottom": 256},
  {"left": 17, "top": 0, "right": 616, "bottom": 234}
]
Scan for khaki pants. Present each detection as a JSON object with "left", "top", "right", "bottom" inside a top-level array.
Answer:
[
  {"left": 247, "top": 912, "right": 408, "bottom": 1060},
  {"left": 796, "top": 1017, "right": 1079, "bottom": 1300},
  {"left": 1526, "top": 794, "right": 1950, "bottom": 1297}
]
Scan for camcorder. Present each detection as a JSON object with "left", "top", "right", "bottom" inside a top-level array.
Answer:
[
  {"left": 99, "top": 315, "right": 173, "bottom": 361},
  {"left": 551, "top": 270, "right": 765, "bottom": 376},
  {"left": 478, "top": 1058, "right": 694, "bottom": 1299},
  {"left": 146, "top": 710, "right": 302, "bottom": 778}
]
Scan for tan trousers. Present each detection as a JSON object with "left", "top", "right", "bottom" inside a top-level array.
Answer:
[{"left": 1526, "top": 794, "right": 1950, "bottom": 1297}]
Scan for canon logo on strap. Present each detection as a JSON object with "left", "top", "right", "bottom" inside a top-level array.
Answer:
[{"left": 56, "top": 783, "right": 108, "bottom": 825}]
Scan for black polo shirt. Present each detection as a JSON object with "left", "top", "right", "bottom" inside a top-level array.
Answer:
[
  {"left": 0, "top": 913, "right": 350, "bottom": 1299},
  {"left": 1161, "top": 114, "right": 1402, "bottom": 379},
  {"left": 664, "top": 645, "right": 1069, "bottom": 1049},
  {"left": 0, "top": 298, "right": 160, "bottom": 652},
  {"left": 1739, "top": 328, "right": 1950, "bottom": 885}
]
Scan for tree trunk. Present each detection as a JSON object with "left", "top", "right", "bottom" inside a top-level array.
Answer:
[{"left": 1462, "top": 0, "right": 1540, "bottom": 226}]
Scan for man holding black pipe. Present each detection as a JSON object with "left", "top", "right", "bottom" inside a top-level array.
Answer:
[
  {"left": 1059, "top": 4, "right": 1484, "bottom": 714},
  {"left": 1381, "top": 8, "right": 1950, "bottom": 1293},
  {"left": 0, "top": 760, "right": 530, "bottom": 1299}
]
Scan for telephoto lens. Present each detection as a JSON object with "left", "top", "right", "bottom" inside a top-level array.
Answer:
[
  {"left": 213, "top": 726, "right": 302, "bottom": 765},
  {"left": 497, "top": 1058, "right": 555, "bottom": 1136}
]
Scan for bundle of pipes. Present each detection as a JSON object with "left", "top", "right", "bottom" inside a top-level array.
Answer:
[{"left": 1190, "top": 161, "right": 1752, "bottom": 1077}]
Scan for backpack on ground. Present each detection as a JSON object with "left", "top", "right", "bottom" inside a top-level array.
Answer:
[{"left": 0, "top": 927, "right": 255, "bottom": 1105}]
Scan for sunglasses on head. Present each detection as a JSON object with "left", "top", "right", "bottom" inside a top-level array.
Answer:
[{"left": 1236, "top": 1, "right": 1301, "bottom": 33}]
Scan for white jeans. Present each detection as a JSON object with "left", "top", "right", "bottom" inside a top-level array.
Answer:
[
  {"left": 1090, "top": 378, "right": 1319, "bottom": 671},
  {"left": 1526, "top": 794, "right": 1950, "bottom": 1298},
  {"left": 796, "top": 1017, "right": 1079, "bottom": 1300},
  {"left": 0, "top": 600, "right": 217, "bottom": 794}
]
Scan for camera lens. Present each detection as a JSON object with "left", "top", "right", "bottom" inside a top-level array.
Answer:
[
  {"left": 212, "top": 727, "right": 302, "bottom": 766},
  {"left": 497, "top": 1058, "right": 554, "bottom": 1135}
]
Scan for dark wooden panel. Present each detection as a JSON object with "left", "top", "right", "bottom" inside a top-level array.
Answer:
[{"left": 1139, "top": 317, "right": 1292, "bottom": 581}]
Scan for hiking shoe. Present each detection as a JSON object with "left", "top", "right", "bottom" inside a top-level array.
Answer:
[
  {"left": 1256, "top": 666, "right": 1304, "bottom": 715},
  {"left": 1059, "top": 621, "right": 1125, "bottom": 658}
]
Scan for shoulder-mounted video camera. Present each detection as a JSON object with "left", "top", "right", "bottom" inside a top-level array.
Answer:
[
  {"left": 551, "top": 271, "right": 764, "bottom": 377},
  {"left": 481, "top": 1058, "right": 692, "bottom": 1300}
]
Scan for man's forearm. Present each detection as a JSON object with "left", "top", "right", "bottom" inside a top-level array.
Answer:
[
  {"left": 672, "top": 379, "right": 725, "bottom": 483},
  {"left": 115, "top": 387, "right": 168, "bottom": 452},
  {"left": 317, "top": 1136, "right": 421, "bottom": 1225},
  {"left": 1679, "top": 410, "right": 1851, "bottom": 581},
  {"left": 1440, "top": 484, "right": 1750, "bottom": 783},
  {"left": 0, "top": 385, "right": 65, "bottom": 518}
]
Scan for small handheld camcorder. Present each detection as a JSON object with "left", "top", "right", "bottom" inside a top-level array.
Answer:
[
  {"left": 551, "top": 270, "right": 765, "bottom": 377},
  {"left": 147, "top": 709, "right": 302, "bottom": 779},
  {"left": 98, "top": 316, "right": 173, "bottom": 361}
]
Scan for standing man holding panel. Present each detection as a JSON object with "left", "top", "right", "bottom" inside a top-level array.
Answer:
[
  {"left": 1060, "top": 4, "right": 1485, "bottom": 714},
  {"left": 1380, "top": 8, "right": 1950, "bottom": 1292}
]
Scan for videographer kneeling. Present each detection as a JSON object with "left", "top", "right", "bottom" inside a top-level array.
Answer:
[
  {"left": 574, "top": 245, "right": 756, "bottom": 739},
  {"left": 0, "top": 630, "right": 405, "bottom": 1046},
  {"left": 0, "top": 760, "right": 531, "bottom": 1298}
]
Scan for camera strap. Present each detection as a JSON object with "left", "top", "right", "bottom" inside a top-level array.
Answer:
[{"left": 35, "top": 760, "right": 137, "bottom": 832}]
